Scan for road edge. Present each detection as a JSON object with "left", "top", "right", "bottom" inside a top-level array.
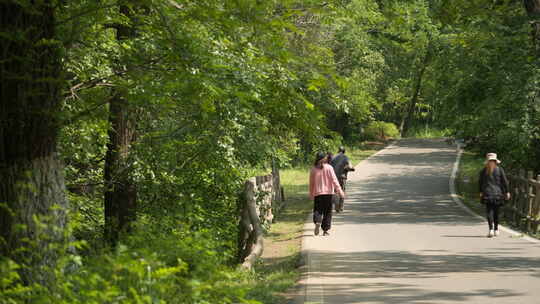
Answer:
[
  {"left": 289, "top": 139, "right": 536, "bottom": 304},
  {"left": 449, "top": 144, "right": 539, "bottom": 244},
  {"left": 293, "top": 140, "right": 398, "bottom": 304}
]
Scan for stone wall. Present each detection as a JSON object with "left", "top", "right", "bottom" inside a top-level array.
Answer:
[{"left": 238, "top": 167, "right": 285, "bottom": 268}]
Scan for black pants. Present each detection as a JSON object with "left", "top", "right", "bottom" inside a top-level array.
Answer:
[
  {"left": 314, "top": 195, "right": 333, "bottom": 231},
  {"left": 486, "top": 203, "right": 501, "bottom": 231},
  {"left": 338, "top": 176, "right": 346, "bottom": 191}
]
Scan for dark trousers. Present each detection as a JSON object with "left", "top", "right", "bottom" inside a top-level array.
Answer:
[
  {"left": 486, "top": 203, "right": 501, "bottom": 231},
  {"left": 313, "top": 195, "right": 333, "bottom": 231},
  {"left": 338, "top": 177, "right": 346, "bottom": 191}
]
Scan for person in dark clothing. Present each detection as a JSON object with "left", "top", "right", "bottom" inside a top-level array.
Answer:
[
  {"left": 330, "top": 146, "right": 355, "bottom": 212},
  {"left": 309, "top": 152, "right": 344, "bottom": 236},
  {"left": 479, "top": 153, "right": 510, "bottom": 238}
]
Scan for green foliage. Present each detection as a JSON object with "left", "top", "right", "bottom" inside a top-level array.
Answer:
[
  {"left": 425, "top": 1, "right": 540, "bottom": 171},
  {"left": 0, "top": 230, "right": 260, "bottom": 304},
  {"left": 363, "top": 121, "right": 400, "bottom": 141},
  {"left": 245, "top": 258, "right": 301, "bottom": 304},
  {"left": 6, "top": 0, "right": 540, "bottom": 301}
]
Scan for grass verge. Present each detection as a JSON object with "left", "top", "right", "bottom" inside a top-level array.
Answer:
[
  {"left": 455, "top": 150, "right": 485, "bottom": 216},
  {"left": 245, "top": 143, "right": 386, "bottom": 303}
]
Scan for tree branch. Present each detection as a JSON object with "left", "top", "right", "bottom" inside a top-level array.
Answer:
[
  {"left": 168, "top": 0, "right": 184, "bottom": 10},
  {"left": 56, "top": 4, "right": 118, "bottom": 26},
  {"left": 63, "top": 98, "right": 112, "bottom": 126}
]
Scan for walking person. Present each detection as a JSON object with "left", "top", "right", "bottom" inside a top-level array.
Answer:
[
  {"left": 309, "top": 152, "right": 345, "bottom": 236},
  {"left": 330, "top": 146, "right": 354, "bottom": 212},
  {"left": 479, "top": 153, "right": 510, "bottom": 238}
]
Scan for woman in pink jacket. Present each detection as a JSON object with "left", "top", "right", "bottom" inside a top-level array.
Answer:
[{"left": 309, "top": 152, "right": 345, "bottom": 236}]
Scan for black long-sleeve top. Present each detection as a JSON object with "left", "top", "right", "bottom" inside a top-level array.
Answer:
[{"left": 478, "top": 167, "right": 509, "bottom": 199}]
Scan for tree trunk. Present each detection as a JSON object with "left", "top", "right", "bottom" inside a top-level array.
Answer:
[
  {"left": 104, "top": 93, "right": 137, "bottom": 245},
  {"left": 400, "top": 48, "right": 431, "bottom": 137},
  {"left": 523, "top": 1, "right": 540, "bottom": 173},
  {"left": 103, "top": 4, "right": 138, "bottom": 245},
  {"left": 0, "top": 1, "right": 68, "bottom": 284},
  {"left": 524, "top": 0, "right": 540, "bottom": 16},
  {"left": 524, "top": 1, "right": 540, "bottom": 55}
]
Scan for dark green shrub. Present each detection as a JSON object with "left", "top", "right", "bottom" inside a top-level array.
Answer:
[{"left": 0, "top": 230, "right": 259, "bottom": 304}]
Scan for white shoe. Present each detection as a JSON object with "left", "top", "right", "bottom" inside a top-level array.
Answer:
[
  {"left": 487, "top": 230, "right": 494, "bottom": 238},
  {"left": 494, "top": 230, "right": 499, "bottom": 237},
  {"left": 314, "top": 223, "right": 320, "bottom": 236}
]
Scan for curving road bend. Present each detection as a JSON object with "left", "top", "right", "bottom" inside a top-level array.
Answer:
[{"left": 298, "top": 138, "right": 540, "bottom": 304}]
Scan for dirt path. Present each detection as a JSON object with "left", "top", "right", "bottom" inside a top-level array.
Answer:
[{"left": 297, "top": 138, "right": 540, "bottom": 304}]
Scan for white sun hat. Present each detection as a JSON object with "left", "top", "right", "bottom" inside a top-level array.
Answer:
[{"left": 485, "top": 152, "right": 501, "bottom": 164}]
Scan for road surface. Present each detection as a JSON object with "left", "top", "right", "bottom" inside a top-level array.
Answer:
[{"left": 298, "top": 138, "right": 540, "bottom": 304}]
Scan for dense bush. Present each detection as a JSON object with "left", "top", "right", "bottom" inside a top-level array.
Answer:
[
  {"left": 363, "top": 121, "right": 400, "bottom": 141},
  {"left": 0, "top": 230, "right": 259, "bottom": 304}
]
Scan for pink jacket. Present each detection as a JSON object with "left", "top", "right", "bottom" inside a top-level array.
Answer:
[{"left": 309, "top": 164, "right": 344, "bottom": 200}]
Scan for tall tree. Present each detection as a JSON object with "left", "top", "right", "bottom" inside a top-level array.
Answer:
[
  {"left": 0, "top": 0, "right": 68, "bottom": 284},
  {"left": 104, "top": 2, "right": 139, "bottom": 245},
  {"left": 524, "top": 0, "right": 540, "bottom": 51},
  {"left": 523, "top": 0, "right": 540, "bottom": 170},
  {"left": 399, "top": 42, "right": 431, "bottom": 136}
]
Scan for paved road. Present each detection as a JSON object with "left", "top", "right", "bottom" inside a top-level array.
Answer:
[{"left": 298, "top": 138, "right": 540, "bottom": 304}]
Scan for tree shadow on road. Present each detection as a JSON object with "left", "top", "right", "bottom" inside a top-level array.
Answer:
[
  {"left": 338, "top": 172, "right": 479, "bottom": 226},
  {"left": 301, "top": 249, "right": 539, "bottom": 303},
  {"left": 311, "top": 250, "right": 540, "bottom": 279},
  {"left": 297, "top": 139, "right": 540, "bottom": 303}
]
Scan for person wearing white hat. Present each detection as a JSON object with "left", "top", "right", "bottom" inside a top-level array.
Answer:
[{"left": 479, "top": 153, "right": 510, "bottom": 238}]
